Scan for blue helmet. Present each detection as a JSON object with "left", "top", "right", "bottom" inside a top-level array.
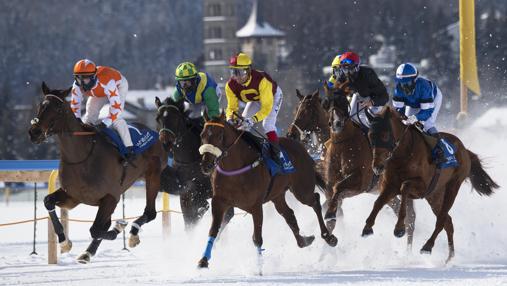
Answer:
[{"left": 396, "top": 63, "right": 418, "bottom": 94}]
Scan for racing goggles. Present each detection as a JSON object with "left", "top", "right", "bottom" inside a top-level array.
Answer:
[{"left": 230, "top": 68, "right": 249, "bottom": 77}]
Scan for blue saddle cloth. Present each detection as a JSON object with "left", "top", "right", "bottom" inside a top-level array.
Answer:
[
  {"left": 261, "top": 143, "right": 296, "bottom": 176},
  {"left": 432, "top": 138, "right": 459, "bottom": 169},
  {"left": 100, "top": 124, "right": 159, "bottom": 157}
]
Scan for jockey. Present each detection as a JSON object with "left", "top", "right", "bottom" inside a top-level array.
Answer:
[
  {"left": 172, "top": 62, "right": 221, "bottom": 123},
  {"left": 225, "top": 52, "right": 284, "bottom": 165},
  {"left": 393, "top": 63, "right": 458, "bottom": 167},
  {"left": 329, "top": 52, "right": 389, "bottom": 128},
  {"left": 70, "top": 59, "right": 135, "bottom": 160}
]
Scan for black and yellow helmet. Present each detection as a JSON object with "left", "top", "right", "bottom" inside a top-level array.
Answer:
[{"left": 175, "top": 62, "right": 198, "bottom": 80}]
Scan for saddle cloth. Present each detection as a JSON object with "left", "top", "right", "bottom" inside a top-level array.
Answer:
[{"left": 100, "top": 124, "right": 158, "bottom": 157}]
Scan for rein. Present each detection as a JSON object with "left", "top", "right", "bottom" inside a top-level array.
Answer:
[{"left": 200, "top": 122, "right": 261, "bottom": 176}]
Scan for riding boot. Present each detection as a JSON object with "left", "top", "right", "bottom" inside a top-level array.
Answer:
[
  {"left": 428, "top": 133, "right": 445, "bottom": 165},
  {"left": 269, "top": 141, "right": 283, "bottom": 168}
]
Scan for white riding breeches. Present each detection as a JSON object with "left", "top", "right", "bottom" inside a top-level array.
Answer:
[
  {"left": 83, "top": 77, "right": 133, "bottom": 147},
  {"left": 242, "top": 86, "right": 283, "bottom": 133},
  {"left": 405, "top": 86, "right": 442, "bottom": 133},
  {"left": 349, "top": 93, "right": 383, "bottom": 128}
]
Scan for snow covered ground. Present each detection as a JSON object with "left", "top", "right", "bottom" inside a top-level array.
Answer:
[{"left": 1, "top": 123, "right": 506, "bottom": 285}]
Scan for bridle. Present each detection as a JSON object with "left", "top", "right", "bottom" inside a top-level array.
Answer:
[
  {"left": 289, "top": 96, "right": 321, "bottom": 142},
  {"left": 31, "top": 93, "right": 96, "bottom": 165},
  {"left": 157, "top": 104, "right": 195, "bottom": 148},
  {"left": 198, "top": 122, "right": 245, "bottom": 163}
]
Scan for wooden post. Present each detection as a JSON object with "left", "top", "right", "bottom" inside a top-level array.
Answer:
[
  {"left": 47, "top": 170, "right": 59, "bottom": 264},
  {"left": 162, "top": 192, "right": 171, "bottom": 239},
  {"left": 456, "top": 80, "right": 468, "bottom": 125}
]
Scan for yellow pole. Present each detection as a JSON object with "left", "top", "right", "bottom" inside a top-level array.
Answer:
[
  {"left": 47, "top": 170, "right": 59, "bottom": 264},
  {"left": 162, "top": 192, "right": 171, "bottom": 239}
]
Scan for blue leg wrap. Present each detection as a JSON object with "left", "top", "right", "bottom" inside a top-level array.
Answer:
[{"left": 203, "top": 236, "right": 216, "bottom": 260}]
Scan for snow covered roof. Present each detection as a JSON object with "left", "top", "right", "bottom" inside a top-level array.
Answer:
[
  {"left": 236, "top": 0, "right": 285, "bottom": 38},
  {"left": 471, "top": 107, "right": 507, "bottom": 129}
]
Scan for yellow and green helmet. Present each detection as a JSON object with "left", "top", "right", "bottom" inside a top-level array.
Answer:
[{"left": 175, "top": 62, "right": 198, "bottom": 80}]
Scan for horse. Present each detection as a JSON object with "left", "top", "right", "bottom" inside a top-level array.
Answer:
[
  {"left": 28, "top": 82, "right": 167, "bottom": 263},
  {"left": 362, "top": 106, "right": 499, "bottom": 262},
  {"left": 286, "top": 88, "right": 415, "bottom": 247},
  {"left": 325, "top": 105, "right": 415, "bottom": 247},
  {"left": 196, "top": 113, "right": 338, "bottom": 268},
  {"left": 154, "top": 97, "right": 233, "bottom": 228},
  {"left": 287, "top": 89, "right": 330, "bottom": 153}
]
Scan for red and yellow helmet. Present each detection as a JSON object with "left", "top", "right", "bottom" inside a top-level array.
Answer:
[
  {"left": 229, "top": 52, "right": 252, "bottom": 69},
  {"left": 73, "top": 59, "right": 97, "bottom": 75}
]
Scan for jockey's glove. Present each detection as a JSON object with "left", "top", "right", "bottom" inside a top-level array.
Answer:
[
  {"left": 402, "top": 115, "right": 418, "bottom": 125},
  {"left": 227, "top": 118, "right": 239, "bottom": 126},
  {"left": 239, "top": 117, "right": 254, "bottom": 130}
]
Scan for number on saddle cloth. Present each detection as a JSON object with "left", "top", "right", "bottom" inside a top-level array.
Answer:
[
  {"left": 432, "top": 138, "right": 459, "bottom": 169},
  {"left": 261, "top": 143, "right": 295, "bottom": 176},
  {"left": 100, "top": 124, "right": 159, "bottom": 157}
]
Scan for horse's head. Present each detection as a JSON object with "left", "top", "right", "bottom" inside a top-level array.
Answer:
[
  {"left": 199, "top": 112, "right": 230, "bottom": 175},
  {"left": 155, "top": 96, "right": 186, "bottom": 149},
  {"left": 368, "top": 106, "right": 396, "bottom": 175},
  {"left": 287, "top": 89, "right": 325, "bottom": 141},
  {"left": 29, "top": 82, "right": 72, "bottom": 144},
  {"left": 328, "top": 105, "right": 349, "bottom": 134}
]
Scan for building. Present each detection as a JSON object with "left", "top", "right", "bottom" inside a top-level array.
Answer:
[
  {"left": 235, "top": 0, "right": 286, "bottom": 73},
  {"left": 202, "top": 0, "right": 239, "bottom": 84}
]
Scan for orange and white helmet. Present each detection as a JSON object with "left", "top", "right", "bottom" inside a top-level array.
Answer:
[{"left": 73, "top": 59, "right": 97, "bottom": 75}]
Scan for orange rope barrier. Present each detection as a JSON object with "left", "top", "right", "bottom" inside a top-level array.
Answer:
[{"left": 0, "top": 209, "right": 248, "bottom": 227}]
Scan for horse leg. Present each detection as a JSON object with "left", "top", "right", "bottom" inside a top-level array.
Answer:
[
  {"left": 129, "top": 159, "right": 161, "bottom": 248},
  {"left": 311, "top": 192, "right": 338, "bottom": 246},
  {"left": 197, "top": 197, "right": 228, "bottom": 268},
  {"left": 77, "top": 194, "right": 124, "bottom": 264},
  {"left": 362, "top": 185, "right": 398, "bottom": 237},
  {"left": 394, "top": 179, "right": 424, "bottom": 238},
  {"left": 405, "top": 198, "right": 416, "bottom": 251},
  {"left": 421, "top": 181, "right": 460, "bottom": 256},
  {"left": 324, "top": 171, "right": 361, "bottom": 231},
  {"left": 272, "top": 194, "right": 315, "bottom": 248},
  {"left": 44, "top": 188, "right": 79, "bottom": 253},
  {"left": 222, "top": 207, "right": 235, "bottom": 227},
  {"left": 181, "top": 183, "right": 210, "bottom": 230},
  {"left": 251, "top": 205, "right": 264, "bottom": 275}
]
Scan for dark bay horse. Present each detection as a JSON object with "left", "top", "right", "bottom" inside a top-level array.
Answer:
[
  {"left": 363, "top": 106, "right": 499, "bottom": 262},
  {"left": 197, "top": 113, "right": 337, "bottom": 268},
  {"left": 154, "top": 97, "right": 233, "bottom": 228},
  {"left": 28, "top": 82, "right": 167, "bottom": 263}
]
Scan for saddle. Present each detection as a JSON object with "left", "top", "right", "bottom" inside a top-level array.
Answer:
[
  {"left": 241, "top": 131, "right": 295, "bottom": 176},
  {"left": 99, "top": 123, "right": 159, "bottom": 157}
]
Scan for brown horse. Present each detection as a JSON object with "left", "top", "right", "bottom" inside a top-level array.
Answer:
[
  {"left": 325, "top": 105, "right": 416, "bottom": 247},
  {"left": 196, "top": 113, "right": 338, "bottom": 268},
  {"left": 28, "top": 82, "right": 167, "bottom": 263},
  {"left": 362, "top": 106, "right": 499, "bottom": 262},
  {"left": 287, "top": 89, "right": 330, "bottom": 152}
]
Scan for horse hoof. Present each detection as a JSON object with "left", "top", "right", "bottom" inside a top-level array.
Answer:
[
  {"left": 326, "top": 219, "right": 336, "bottom": 233},
  {"left": 76, "top": 251, "right": 91, "bottom": 264},
  {"left": 60, "top": 239, "right": 72, "bottom": 254},
  {"left": 128, "top": 234, "right": 140, "bottom": 248},
  {"left": 298, "top": 235, "right": 315, "bottom": 248},
  {"left": 361, "top": 228, "right": 373, "bottom": 237},
  {"left": 393, "top": 228, "right": 405, "bottom": 238},
  {"left": 197, "top": 257, "right": 209, "bottom": 268},
  {"left": 325, "top": 234, "right": 338, "bottom": 247},
  {"left": 114, "top": 220, "right": 128, "bottom": 232},
  {"left": 420, "top": 246, "right": 432, "bottom": 255}
]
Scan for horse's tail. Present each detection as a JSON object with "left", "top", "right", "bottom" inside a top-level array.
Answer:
[{"left": 467, "top": 150, "right": 499, "bottom": 196}]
